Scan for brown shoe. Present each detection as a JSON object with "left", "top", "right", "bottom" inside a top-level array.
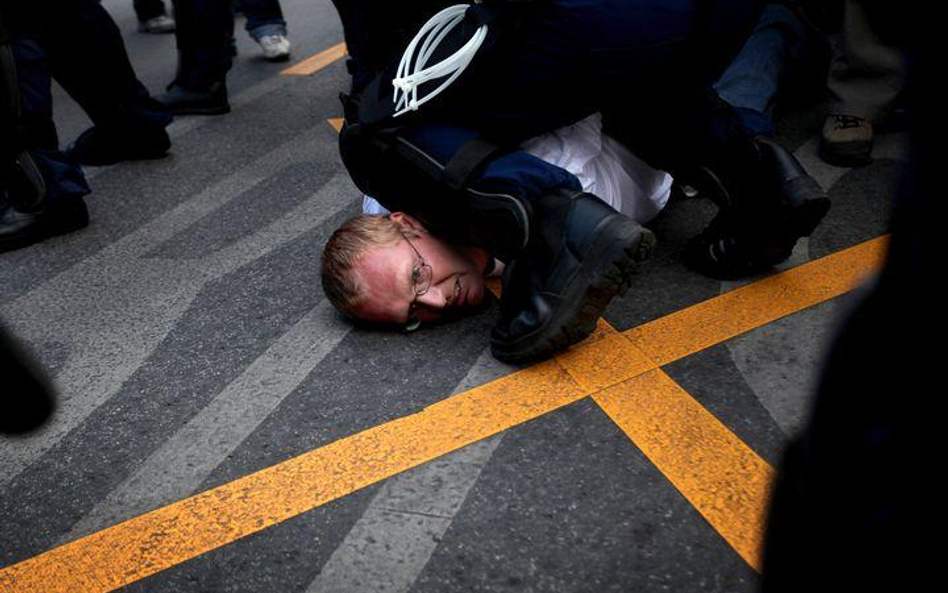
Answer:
[{"left": 820, "top": 114, "right": 873, "bottom": 167}]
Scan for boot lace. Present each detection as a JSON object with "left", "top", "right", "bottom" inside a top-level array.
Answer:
[{"left": 834, "top": 115, "right": 866, "bottom": 129}]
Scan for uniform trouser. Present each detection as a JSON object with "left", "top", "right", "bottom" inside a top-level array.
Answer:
[
  {"left": 343, "top": 114, "right": 587, "bottom": 263},
  {"left": 4, "top": 0, "right": 172, "bottom": 206},
  {"left": 7, "top": 0, "right": 170, "bottom": 132},
  {"left": 168, "top": 0, "right": 288, "bottom": 88},
  {"left": 7, "top": 37, "right": 90, "bottom": 206},
  {"left": 169, "top": 0, "right": 234, "bottom": 88}
]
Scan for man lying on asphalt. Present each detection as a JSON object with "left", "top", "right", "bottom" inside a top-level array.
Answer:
[
  {"left": 321, "top": 0, "right": 830, "bottom": 364},
  {"left": 325, "top": 109, "right": 672, "bottom": 324}
]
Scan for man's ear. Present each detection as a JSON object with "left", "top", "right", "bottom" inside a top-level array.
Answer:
[{"left": 390, "top": 212, "right": 426, "bottom": 234}]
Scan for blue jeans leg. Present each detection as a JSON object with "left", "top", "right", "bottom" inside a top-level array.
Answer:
[
  {"left": 237, "top": 0, "right": 286, "bottom": 39},
  {"left": 713, "top": 3, "right": 808, "bottom": 137}
]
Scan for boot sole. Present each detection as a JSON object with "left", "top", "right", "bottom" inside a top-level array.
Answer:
[{"left": 491, "top": 216, "right": 655, "bottom": 364}]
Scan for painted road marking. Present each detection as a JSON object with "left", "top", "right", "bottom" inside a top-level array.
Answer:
[
  {"left": 595, "top": 369, "right": 773, "bottom": 569},
  {"left": 625, "top": 236, "right": 886, "bottom": 367},
  {"left": 0, "top": 237, "right": 885, "bottom": 593},
  {"left": 305, "top": 349, "right": 512, "bottom": 593},
  {"left": 62, "top": 301, "right": 351, "bottom": 542},
  {"left": 327, "top": 117, "right": 344, "bottom": 132},
  {"left": 282, "top": 43, "right": 347, "bottom": 76},
  {"left": 558, "top": 317, "right": 772, "bottom": 570},
  {"left": 588, "top": 237, "right": 887, "bottom": 570},
  {"left": 0, "top": 361, "right": 583, "bottom": 593}
]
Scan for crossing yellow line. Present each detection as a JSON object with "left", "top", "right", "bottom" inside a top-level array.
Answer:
[
  {"left": 556, "top": 319, "right": 773, "bottom": 570},
  {"left": 0, "top": 237, "right": 887, "bottom": 593},
  {"left": 626, "top": 237, "right": 887, "bottom": 366},
  {"left": 595, "top": 369, "right": 774, "bottom": 569},
  {"left": 0, "top": 362, "right": 586, "bottom": 593},
  {"left": 281, "top": 42, "right": 347, "bottom": 76},
  {"left": 586, "top": 237, "right": 887, "bottom": 570}
]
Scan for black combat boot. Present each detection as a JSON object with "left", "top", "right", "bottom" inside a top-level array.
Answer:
[
  {"left": 1, "top": 150, "right": 88, "bottom": 254},
  {"left": 684, "top": 135, "right": 830, "bottom": 280},
  {"left": 0, "top": 196, "right": 89, "bottom": 254},
  {"left": 66, "top": 123, "right": 170, "bottom": 166},
  {"left": 491, "top": 189, "right": 655, "bottom": 364},
  {"left": 156, "top": 81, "right": 229, "bottom": 116}
]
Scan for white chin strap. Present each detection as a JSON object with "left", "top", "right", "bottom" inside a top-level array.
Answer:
[{"left": 392, "top": 4, "right": 488, "bottom": 117}]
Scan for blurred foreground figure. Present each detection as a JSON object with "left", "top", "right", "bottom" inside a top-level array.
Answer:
[
  {"left": 761, "top": 5, "right": 935, "bottom": 591},
  {"left": 0, "top": 323, "right": 55, "bottom": 435}
]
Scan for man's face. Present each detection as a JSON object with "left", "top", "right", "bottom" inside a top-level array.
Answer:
[{"left": 352, "top": 213, "right": 488, "bottom": 328}]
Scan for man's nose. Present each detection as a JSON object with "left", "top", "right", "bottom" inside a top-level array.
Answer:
[{"left": 416, "top": 285, "right": 450, "bottom": 309}]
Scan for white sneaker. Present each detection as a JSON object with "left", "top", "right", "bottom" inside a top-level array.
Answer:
[{"left": 257, "top": 35, "right": 291, "bottom": 62}]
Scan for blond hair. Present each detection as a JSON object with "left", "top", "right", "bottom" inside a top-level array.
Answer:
[{"left": 321, "top": 214, "right": 405, "bottom": 319}]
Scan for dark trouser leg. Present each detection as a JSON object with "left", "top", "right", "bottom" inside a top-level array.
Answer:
[
  {"left": 21, "top": 0, "right": 171, "bottom": 131},
  {"left": 1, "top": 35, "right": 89, "bottom": 253},
  {"left": 713, "top": 3, "right": 805, "bottom": 137},
  {"left": 6, "top": 37, "right": 89, "bottom": 206},
  {"left": 133, "top": 0, "right": 169, "bottom": 22},
  {"left": 669, "top": 3, "right": 831, "bottom": 279},
  {"left": 168, "top": 0, "right": 234, "bottom": 88}
]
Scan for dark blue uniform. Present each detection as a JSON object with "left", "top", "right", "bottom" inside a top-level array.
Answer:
[{"left": 4, "top": 0, "right": 171, "bottom": 207}]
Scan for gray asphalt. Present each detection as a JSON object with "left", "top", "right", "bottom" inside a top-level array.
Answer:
[{"left": 0, "top": 1, "right": 901, "bottom": 591}]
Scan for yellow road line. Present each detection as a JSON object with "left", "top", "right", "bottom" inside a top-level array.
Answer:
[
  {"left": 581, "top": 239, "right": 888, "bottom": 569},
  {"left": 281, "top": 43, "right": 347, "bottom": 76},
  {"left": 594, "top": 369, "right": 774, "bottom": 570},
  {"left": 559, "top": 320, "right": 773, "bottom": 570},
  {"left": 0, "top": 362, "right": 584, "bottom": 593},
  {"left": 0, "top": 238, "right": 887, "bottom": 593},
  {"left": 327, "top": 118, "right": 344, "bottom": 133},
  {"left": 626, "top": 237, "right": 887, "bottom": 367},
  {"left": 557, "top": 320, "right": 654, "bottom": 391}
]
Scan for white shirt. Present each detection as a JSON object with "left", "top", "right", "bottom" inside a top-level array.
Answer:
[{"left": 363, "top": 113, "right": 672, "bottom": 224}]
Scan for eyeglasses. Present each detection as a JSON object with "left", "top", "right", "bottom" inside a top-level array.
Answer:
[{"left": 402, "top": 234, "right": 432, "bottom": 331}]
